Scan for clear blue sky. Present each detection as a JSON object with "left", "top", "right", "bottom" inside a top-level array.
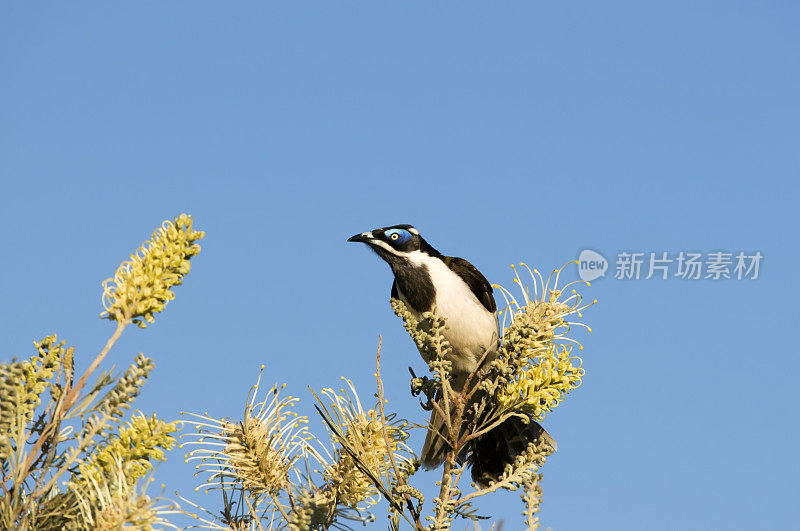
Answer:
[{"left": 1, "top": 2, "right": 797, "bottom": 529}]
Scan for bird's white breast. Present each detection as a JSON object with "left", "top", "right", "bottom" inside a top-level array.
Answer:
[{"left": 400, "top": 252, "right": 500, "bottom": 379}]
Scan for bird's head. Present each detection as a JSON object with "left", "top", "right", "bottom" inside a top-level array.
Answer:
[{"left": 347, "top": 224, "right": 440, "bottom": 267}]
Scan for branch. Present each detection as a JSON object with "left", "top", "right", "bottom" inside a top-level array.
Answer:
[
  {"left": 13, "top": 320, "right": 128, "bottom": 522},
  {"left": 376, "top": 338, "right": 424, "bottom": 530}
]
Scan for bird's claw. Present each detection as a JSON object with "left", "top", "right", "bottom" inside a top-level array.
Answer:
[{"left": 408, "top": 366, "right": 437, "bottom": 411}]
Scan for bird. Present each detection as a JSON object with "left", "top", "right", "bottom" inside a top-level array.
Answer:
[{"left": 347, "top": 224, "right": 555, "bottom": 486}]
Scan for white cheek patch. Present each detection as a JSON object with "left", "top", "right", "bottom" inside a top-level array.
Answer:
[
  {"left": 369, "top": 243, "right": 426, "bottom": 260},
  {"left": 369, "top": 239, "right": 398, "bottom": 254}
]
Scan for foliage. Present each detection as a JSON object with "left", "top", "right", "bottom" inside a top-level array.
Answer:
[
  {"left": 182, "top": 262, "right": 594, "bottom": 530},
  {"left": 2, "top": 213, "right": 593, "bottom": 529},
  {"left": 0, "top": 214, "right": 203, "bottom": 530}
]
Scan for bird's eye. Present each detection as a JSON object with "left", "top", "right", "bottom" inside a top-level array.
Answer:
[{"left": 390, "top": 233, "right": 400, "bottom": 241}]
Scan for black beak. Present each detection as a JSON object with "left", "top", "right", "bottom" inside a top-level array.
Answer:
[{"left": 347, "top": 231, "right": 374, "bottom": 243}]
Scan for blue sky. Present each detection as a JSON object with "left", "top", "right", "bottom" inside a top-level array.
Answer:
[{"left": 1, "top": 2, "right": 797, "bottom": 529}]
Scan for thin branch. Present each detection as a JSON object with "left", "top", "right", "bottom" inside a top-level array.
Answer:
[
  {"left": 376, "top": 337, "right": 401, "bottom": 483},
  {"left": 312, "top": 405, "right": 402, "bottom": 515},
  {"left": 376, "top": 337, "right": 424, "bottom": 530},
  {"left": 13, "top": 320, "right": 127, "bottom": 522}
]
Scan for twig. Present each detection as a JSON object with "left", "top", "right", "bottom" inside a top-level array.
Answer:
[
  {"left": 376, "top": 337, "right": 424, "bottom": 530},
  {"left": 312, "top": 405, "right": 403, "bottom": 514},
  {"left": 13, "top": 320, "right": 127, "bottom": 522}
]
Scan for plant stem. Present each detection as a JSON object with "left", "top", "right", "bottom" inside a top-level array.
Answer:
[
  {"left": 432, "top": 456, "right": 455, "bottom": 530},
  {"left": 376, "top": 337, "right": 424, "bottom": 530},
  {"left": 11, "top": 319, "right": 127, "bottom": 524}
]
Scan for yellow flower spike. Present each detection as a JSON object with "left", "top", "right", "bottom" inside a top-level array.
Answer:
[
  {"left": 317, "top": 380, "right": 412, "bottom": 510},
  {"left": 181, "top": 374, "right": 314, "bottom": 506},
  {"left": 100, "top": 214, "right": 204, "bottom": 327},
  {"left": 70, "top": 413, "right": 178, "bottom": 503},
  {"left": 494, "top": 261, "right": 594, "bottom": 420}
]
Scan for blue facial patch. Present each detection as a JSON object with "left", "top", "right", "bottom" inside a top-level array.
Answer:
[{"left": 385, "top": 228, "right": 412, "bottom": 243}]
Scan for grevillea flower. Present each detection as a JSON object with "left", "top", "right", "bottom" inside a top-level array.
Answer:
[
  {"left": 70, "top": 456, "right": 177, "bottom": 530},
  {"left": 182, "top": 368, "right": 313, "bottom": 502},
  {"left": 493, "top": 262, "right": 594, "bottom": 420},
  {"left": 101, "top": 214, "right": 204, "bottom": 328},
  {"left": 74, "top": 413, "right": 178, "bottom": 491},
  {"left": 318, "top": 379, "right": 411, "bottom": 509}
]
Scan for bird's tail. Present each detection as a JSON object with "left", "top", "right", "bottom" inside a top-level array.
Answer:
[
  {"left": 469, "top": 415, "right": 556, "bottom": 488},
  {"left": 420, "top": 406, "right": 450, "bottom": 470},
  {"left": 421, "top": 406, "right": 556, "bottom": 488}
]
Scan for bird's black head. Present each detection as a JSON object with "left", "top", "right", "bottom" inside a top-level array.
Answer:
[{"left": 347, "top": 224, "right": 440, "bottom": 267}]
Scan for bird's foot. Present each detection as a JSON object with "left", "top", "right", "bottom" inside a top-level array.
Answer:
[{"left": 408, "top": 367, "right": 438, "bottom": 411}]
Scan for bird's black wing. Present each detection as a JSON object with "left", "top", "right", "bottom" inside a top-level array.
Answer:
[
  {"left": 390, "top": 279, "right": 399, "bottom": 300},
  {"left": 443, "top": 256, "right": 497, "bottom": 313}
]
